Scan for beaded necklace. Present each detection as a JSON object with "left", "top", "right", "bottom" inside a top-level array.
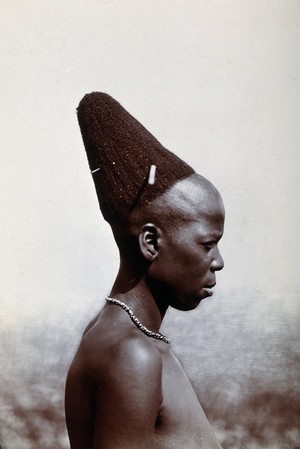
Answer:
[{"left": 106, "top": 296, "right": 171, "bottom": 344}]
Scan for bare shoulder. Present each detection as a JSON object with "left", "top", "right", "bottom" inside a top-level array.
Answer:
[
  {"left": 68, "top": 312, "right": 163, "bottom": 387},
  {"left": 66, "top": 312, "right": 164, "bottom": 448}
]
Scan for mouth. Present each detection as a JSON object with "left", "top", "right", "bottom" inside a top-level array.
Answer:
[{"left": 202, "top": 282, "right": 216, "bottom": 297}]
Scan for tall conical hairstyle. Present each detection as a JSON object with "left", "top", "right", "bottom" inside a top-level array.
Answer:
[{"left": 77, "top": 92, "right": 195, "bottom": 223}]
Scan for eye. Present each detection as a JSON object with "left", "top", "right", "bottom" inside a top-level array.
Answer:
[{"left": 202, "top": 241, "right": 216, "bottom": 251}]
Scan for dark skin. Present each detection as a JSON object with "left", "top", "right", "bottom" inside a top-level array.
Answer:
[{"left": 65, "top": 173, "right": 225, "bottom": 449}]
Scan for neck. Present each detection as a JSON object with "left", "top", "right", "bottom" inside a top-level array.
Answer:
[{"left": 110, "top": 259, "right": 168, "bottom": 333}]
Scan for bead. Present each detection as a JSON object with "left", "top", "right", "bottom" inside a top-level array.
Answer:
[{"left": 106, "top": 297, "right": 171, "bottom": 344}]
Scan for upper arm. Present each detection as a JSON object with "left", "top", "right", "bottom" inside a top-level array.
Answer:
[
  {"left": 65, "top": 344, "right": 96, "bottom": 449},
  {"left": 92, "top": 337, "right": 163, "bottom": 449}
]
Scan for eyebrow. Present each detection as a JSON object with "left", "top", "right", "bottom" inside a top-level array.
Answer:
[
  {"left": 198, "top": 230, "right": 223, "bottom": 241},
  {"left": 212, "top": 231, "right": 223, "bottom": 239},
  {"left": 202, "top": 234, "right": 223, "bottom": 242}
]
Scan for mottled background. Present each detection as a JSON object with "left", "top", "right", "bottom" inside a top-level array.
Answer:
[{"left": 1, "top": 1, "right": 299, "bottom": 448}]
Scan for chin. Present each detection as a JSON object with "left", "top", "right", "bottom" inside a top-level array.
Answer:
[{"left": 170, "top": 295, "right": 203, "bottom": 312}]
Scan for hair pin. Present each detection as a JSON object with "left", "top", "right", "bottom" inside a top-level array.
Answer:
[{"left": 148, "top": 165, "right": 156, "bottom": 185}]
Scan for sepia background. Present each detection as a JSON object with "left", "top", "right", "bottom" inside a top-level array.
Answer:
[{"left": 1, "top": 1, "right": 299, "bottom": 448}]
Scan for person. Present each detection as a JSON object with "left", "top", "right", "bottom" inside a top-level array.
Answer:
[{"left": 65, "top": 93, "right": 225, "bottom": 449}]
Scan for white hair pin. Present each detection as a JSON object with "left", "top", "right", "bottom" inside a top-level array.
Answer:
[
  {"left": 148, "top": 165, "right": 156, "bottom": 185},
  {"left": 91, "top": 167, "right": 100, "bottom": 174}
]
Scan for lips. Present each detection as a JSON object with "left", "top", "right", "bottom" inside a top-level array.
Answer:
[
  {"left": 204, "top": 282, "right": 216, "bottom": 289},
  {"left": 202, "top": 282, "right": 216, "bottom": 297}
]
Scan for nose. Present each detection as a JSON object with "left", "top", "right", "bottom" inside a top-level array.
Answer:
[{"left": 211, "top": 246, "right": 224, "bottom": 272}]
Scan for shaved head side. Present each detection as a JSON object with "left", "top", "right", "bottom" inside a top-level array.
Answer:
[
  {"left": 128, "top": 174, "right": 224, "bottom": 232},
  {"left": 111, "top": 174, "right": 224, "bottom": 252}
]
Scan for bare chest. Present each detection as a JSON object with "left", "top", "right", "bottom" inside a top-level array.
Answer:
[{"left": 154, "top": 349, "right": 222, "bottom": 449}]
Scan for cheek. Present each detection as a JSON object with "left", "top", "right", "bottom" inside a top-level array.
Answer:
[{"left": 172, "top": 249, "right": 209, "bottom": 278}]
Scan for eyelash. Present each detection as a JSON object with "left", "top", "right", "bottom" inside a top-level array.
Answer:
[{"left": 203, "top": 242, "right": 216, "bottom": 250}]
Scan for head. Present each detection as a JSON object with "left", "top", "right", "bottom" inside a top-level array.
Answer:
[
  {"left": 77, "top": 92, "right": 224, "bottom": 310},
  {"left": 111, "top": 173, "right": 225, "bottom": 311}
]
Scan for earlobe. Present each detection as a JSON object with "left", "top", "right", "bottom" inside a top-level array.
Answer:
[{"left": 139, "top": 224, "right": 159, "bottom": 261}]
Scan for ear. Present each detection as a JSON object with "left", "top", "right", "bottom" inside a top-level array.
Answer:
[{"left": 138, "top": 223, "right": 160, "bottom": 262}]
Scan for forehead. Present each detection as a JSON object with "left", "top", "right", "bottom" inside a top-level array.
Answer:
[{"left": 163, "top": 174, "right": 225, "bottom": 229}]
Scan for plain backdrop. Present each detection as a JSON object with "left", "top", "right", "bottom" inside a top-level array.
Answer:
[
  {"left": 0, "top": 1, "right": 300, "bottom": 446},
  {"left": 1, "top": 0, "right": 299, "bottom": 325}
]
